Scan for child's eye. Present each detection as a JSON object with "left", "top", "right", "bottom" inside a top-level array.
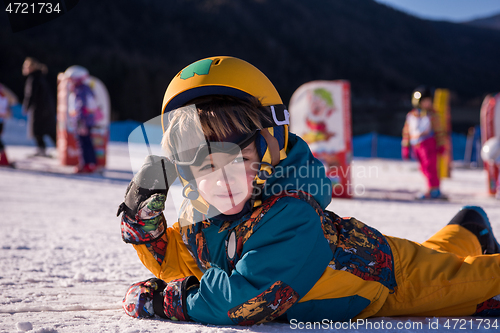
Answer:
[
  {"left": 233, "top": 156, "right": 246, "bottom": 164},
  {"left": 199, "top": 164, "right": 215, "bottom": 171}
]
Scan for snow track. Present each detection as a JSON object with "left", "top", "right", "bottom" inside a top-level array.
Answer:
[{"left": 1, "top": 143, "right": 499, "bottom": 332}]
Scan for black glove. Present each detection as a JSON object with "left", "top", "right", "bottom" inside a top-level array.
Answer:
[{"left": 117, "top": 155, "right": 177, "bottom": 218}]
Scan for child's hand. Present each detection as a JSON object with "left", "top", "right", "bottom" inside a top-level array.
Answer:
[
  {"left": 160, "top": 276, "right": 199, "bottom": 321},
  {"left": 123, "top": 278, "right": 167, "bottom": 318},
  {"left": 117, "top": 155, "right": 177, "bottom": 218},
  {"left": 120, "top": 194, "right": 166, "bottom": 244},
  {"left": 123, "top": 276, "right": 199, "bottom": 321}
]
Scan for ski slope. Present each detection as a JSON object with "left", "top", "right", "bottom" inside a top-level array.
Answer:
[{"left": 1, "top": 143, "right": 499, "bottom": 333}]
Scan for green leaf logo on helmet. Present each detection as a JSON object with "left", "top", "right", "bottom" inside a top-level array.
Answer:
[{"left": 179, "top": 59, "right": 213, "bottom": 80}]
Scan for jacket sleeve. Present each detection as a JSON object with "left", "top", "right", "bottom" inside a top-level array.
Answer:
[
  {"left": 184, "top": 198, "right": 333, "bottom": 325},
  {"left": 120, "top": 192, "right": 202, "bottom": 282},
  {"left": 132, "top": 222, "right": 204, "bottom": 282}
]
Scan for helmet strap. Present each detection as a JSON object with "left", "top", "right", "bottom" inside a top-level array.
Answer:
[
  {"left": 260, "top": 128, "right": 280, "bottom": 166},
  {"left": 251, "top": 161, "right": 274, "bottom": 207},
  {"left": 250, "top": 180, "right": 264, "bottom": 208},
  {"left": 182, "top": 182, "right": 210, "bottom": 215},
  {"left": 182, "top": 182, "right": 199, "bottom": 200},
  {"left": 257, "top": 162, "right": 275, "bottom": 181}
]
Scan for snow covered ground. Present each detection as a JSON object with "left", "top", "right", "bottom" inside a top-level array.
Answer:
[{"left": 1, "top": 141, "right": 499, "bottom": 333}]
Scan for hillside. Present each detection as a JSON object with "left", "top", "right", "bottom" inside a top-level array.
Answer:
[
  {"left": 1, "top": 0, "right": 500, "bottom": 135},
  {"left": 466, "top": 13, "right": 500, "bottom": 30}
]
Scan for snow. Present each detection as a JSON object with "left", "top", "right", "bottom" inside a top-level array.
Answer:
[{"left": 1, "top": 142, "right": 499, "bottom": 332}]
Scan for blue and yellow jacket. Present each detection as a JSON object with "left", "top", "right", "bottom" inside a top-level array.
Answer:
[{"left": 130, "top": 134, "right": 397, "bottom": 325}]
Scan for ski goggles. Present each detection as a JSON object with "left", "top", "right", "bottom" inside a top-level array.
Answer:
[
  {"left": 171, "top": 131, "right": 258, "bottom": 167},
  {"left": 127, "top": 103, "right": 288, "bottom": 182},
  {"left": 127, "top": 104, "right": 260, "bottom": 175},
  {"left": 162, "top": 104, "right": 261, "bottom": 166}
]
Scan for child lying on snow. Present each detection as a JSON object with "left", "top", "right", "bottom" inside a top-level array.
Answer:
[{"left": 117, "top": 56, "right": 500, "bottom": 324}]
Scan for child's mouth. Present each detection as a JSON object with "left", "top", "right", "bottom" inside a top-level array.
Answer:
[{"left": 216, "top": 191, "right": 240, "bottom": 199}]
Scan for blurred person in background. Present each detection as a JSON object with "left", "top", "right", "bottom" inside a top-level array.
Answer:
[
  {"left": 401, "top": 86, "right": 446, "bottom": 199},
  {"left": 481, "top": 137, "right": 500, "bottom": 200},
  {"left": 65, "top": 65, "right": 98, "bottom": 173},
  {"left": 22, "top": 57, "right": 57, "bottom": 157},
  {"left": 0, "top": 84, "right": 14, "bottom": 166}
]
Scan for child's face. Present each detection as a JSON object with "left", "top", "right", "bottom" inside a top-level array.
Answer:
[
  {"left": 190, "top": 142, "right": 260, "bottom": 215},
  {"left": 22, "top": 60, "right": 34, "bottom": 76},
  {"left": 420, "top": 97, "right": 433, "bottom": 110}
]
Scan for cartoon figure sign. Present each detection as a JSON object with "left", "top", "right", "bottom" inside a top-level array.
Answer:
[
  {"left": 480, "top": 93, "right": 500, "bottom": 195},
  {"left": 289, "top": 81, "right": 352, "bottom": 198},
  {"left": 57, "top": 70, "right": 110, "bottom": 169},
  {"left": 303, "top": 87, "right": 338, "bottom": 143}
]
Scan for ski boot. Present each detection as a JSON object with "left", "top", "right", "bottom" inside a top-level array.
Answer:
[
  {"left": 0, "top": 149, "right": 13, "bottom": 168},
  {"left": 76, "top": 163, "right": 97, "bottom": 173},
  {"left": 29, "top": 148, "right": 52, "bottom": 158},
  {"left": 448, "top": 206, "right": 500, "bottom": 254},
  {"left": 417, "top": 188, "right": 447, "bottom": 200}
]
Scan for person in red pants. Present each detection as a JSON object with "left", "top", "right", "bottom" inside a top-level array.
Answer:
[{"left": 402, "top": 86, "right": 445, "bottom": 199}]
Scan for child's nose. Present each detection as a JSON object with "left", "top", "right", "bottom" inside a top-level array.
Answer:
[
  {"left": 216, "top": 174, "right": 235, "bottom": 187},
  {"left": 215, "top": 167, "right": 237, "bottom": 186}
]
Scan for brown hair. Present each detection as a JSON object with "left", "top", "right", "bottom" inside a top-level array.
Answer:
[
  {"left": 162, "top": 95, "right": 270, "bottom": 159},
  {"left": 190, "top": 95, "right": 269, "bottom": 139}
]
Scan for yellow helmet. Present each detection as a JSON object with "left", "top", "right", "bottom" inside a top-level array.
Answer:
[
  {"left": 162, "top": 56, "right": 288, "bottom": 174},
  {"left": 162, "top": 56, "right": 283, "bottom": 116},
  {"left": 161, "top": 56, "right": 290, "bottom": 213}
]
